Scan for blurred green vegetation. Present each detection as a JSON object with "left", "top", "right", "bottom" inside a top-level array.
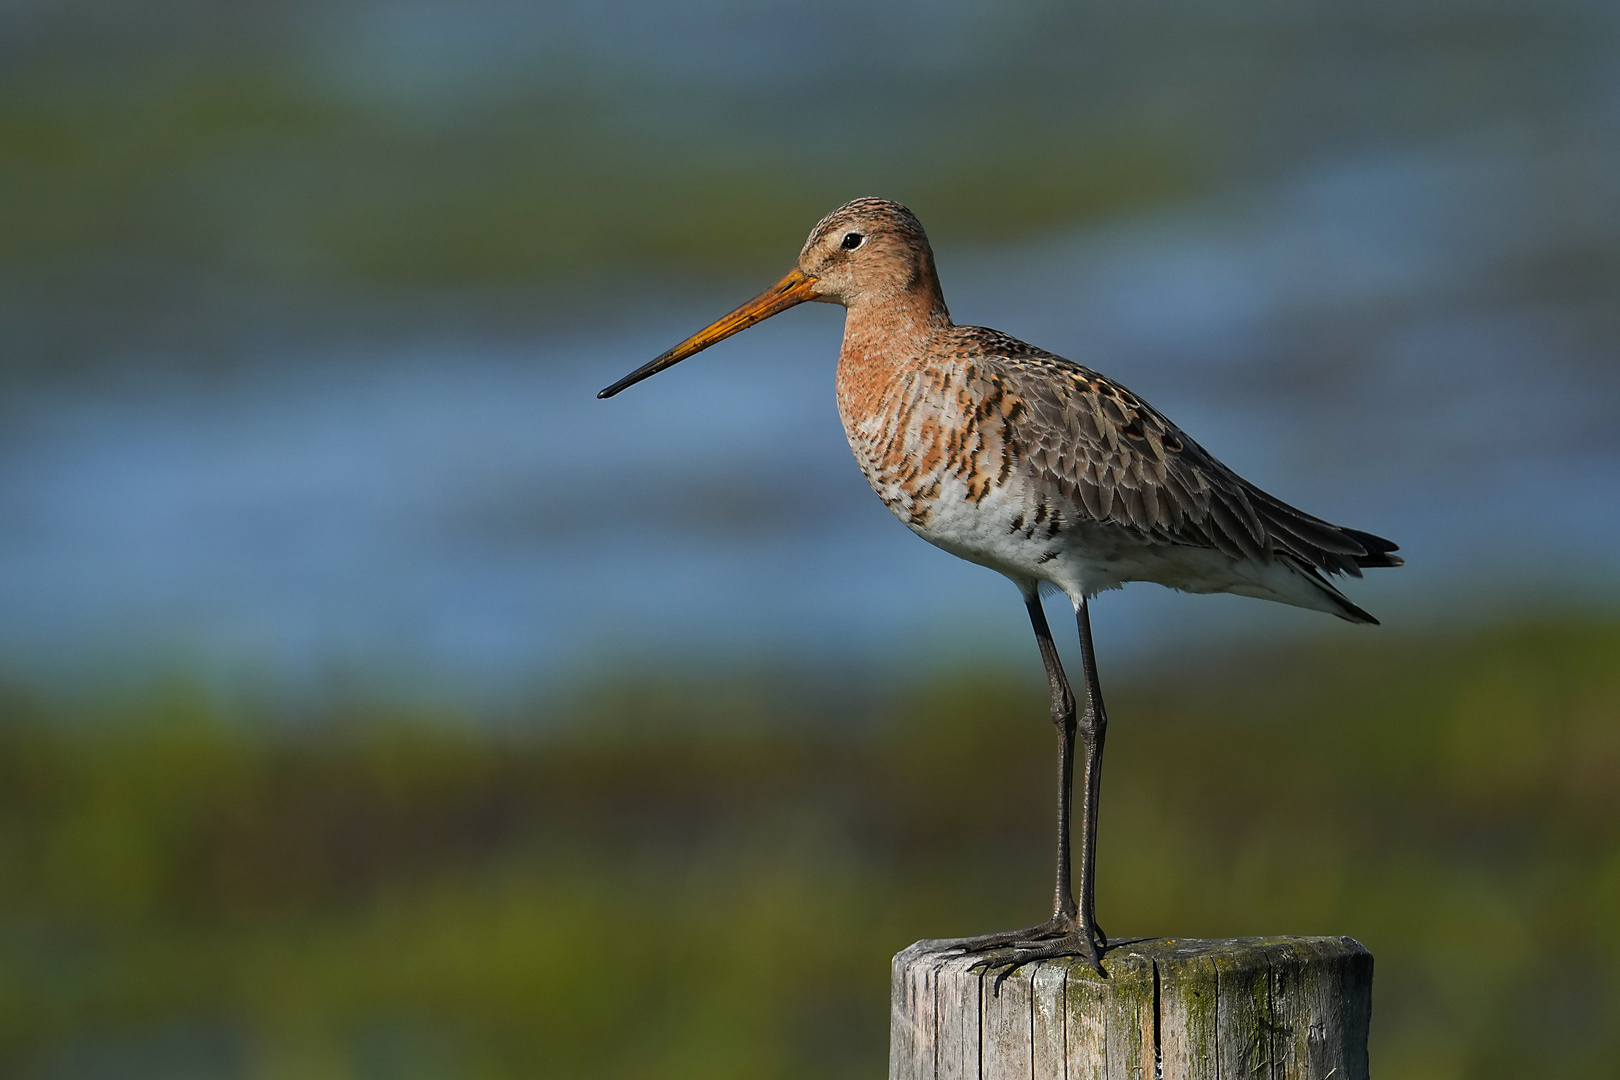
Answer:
[
  {"left": 0, "top": 61, "right": 1193, "bottom": 290},
  {"left": 9, "top": 0, "right": 1597, "bottom": 304},
  {"left": 7, "top": 0, "right": 1609, "bottom": 388},
  {"left": 0, "top": 616, "right": 1616, "bottom": 1078}
]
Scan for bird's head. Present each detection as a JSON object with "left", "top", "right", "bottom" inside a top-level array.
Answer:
[
  {"left": 598, "top": 197, "right": 945, "bottom": 399},
  {"left": 793, "top": 197, "right": 943, "bottom": 308}
]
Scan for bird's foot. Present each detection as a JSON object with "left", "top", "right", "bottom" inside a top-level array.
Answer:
[{"left": 937, "top": 913, "right": 1107, "bottom": 977}]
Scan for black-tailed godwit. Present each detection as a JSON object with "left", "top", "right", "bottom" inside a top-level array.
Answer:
[{"left": 599, "top": 197, "right": 1402, "bottom": 972}]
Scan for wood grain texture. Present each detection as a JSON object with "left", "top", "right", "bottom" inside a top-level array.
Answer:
[
  {"left": 890, "top": 936, "right": 1371, "bottom": 1080},
  {"left": 939, "top": 952, "right": 985, "bottom": 1080},
  {"left": 891, "top": 940, "right": 945, "bottom": 1080},
  {"left": 982, "top": 962, "right": 1034, "bottom": 1080}
]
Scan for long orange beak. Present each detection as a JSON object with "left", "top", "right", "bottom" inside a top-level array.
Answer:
[{"left": 597, "top": 267, "right": 821, "bottom": 398}]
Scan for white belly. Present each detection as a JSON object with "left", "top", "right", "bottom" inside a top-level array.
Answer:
[
  {"left": 902, "top": 474, "right": 1118, "bottom": 599},
  {"left": 900, "top": 473, "right": 1347, "bottom": 616}
]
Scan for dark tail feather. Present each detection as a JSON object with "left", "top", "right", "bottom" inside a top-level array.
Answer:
[
  {"left": 1245, "top": 484, "right": 1405, "bottom": 576},
  {"left": 1327, "top": 590, "right": 1381, "bottom": 625},
  {"left": 1288, "top": 556, "right": 1383, "bottom": 625},
  {"left": 1343, "top": 527, "right": 1404, "bottom": 569}
]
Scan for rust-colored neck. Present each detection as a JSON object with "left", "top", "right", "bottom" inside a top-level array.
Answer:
[
  {"left": 835, "top": 278, "right": 953, "bottom": 458},
  {"left": 841, "top": 261, "right": 953, "bottom": 361}
]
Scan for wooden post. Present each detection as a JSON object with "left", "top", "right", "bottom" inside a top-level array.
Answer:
[{"left": 890, "top": 935, "right": 1371, "bottom": 1080}]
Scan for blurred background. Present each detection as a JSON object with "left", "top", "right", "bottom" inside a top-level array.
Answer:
[{"left": 1, "top": 0, "right": 1618, "bottom": 1077}]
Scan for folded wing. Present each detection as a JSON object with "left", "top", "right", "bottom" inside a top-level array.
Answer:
[{"left": 967, "top": 331, "right": 1403, "bottom": 581}]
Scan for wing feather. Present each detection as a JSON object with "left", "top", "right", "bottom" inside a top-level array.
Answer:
[{"left": 959, "top": 329, "right": 1401, "bottom": 578}]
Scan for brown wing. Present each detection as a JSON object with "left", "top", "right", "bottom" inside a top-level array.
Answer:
[{"left": 962, "top": 328, "right": 1401, "bottom": 578}]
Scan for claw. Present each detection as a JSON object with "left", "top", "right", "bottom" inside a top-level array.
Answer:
[
  {"left": 939, "top": 917, "right": 1108, "bottom": 979},
  {"left": 1004, "top": 934, "right": 1105, "bottom": 978},
  {"left": 940, "top": 918, "right": 1069, "bottom": 955}
]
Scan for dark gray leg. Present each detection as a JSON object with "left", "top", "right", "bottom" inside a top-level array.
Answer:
[
  {"left": 1073, "top": 595, "right": 1108, "bottom": 948},
  {"left": 1025, "top": 588, "right": 1079, "bottom": 922},
  {"left": 940, "top": 588, "right": 1107, "bottom": 975}
]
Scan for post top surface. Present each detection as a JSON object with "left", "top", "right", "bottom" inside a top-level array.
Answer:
[
  {"left": 890, "top": 933, "right": 1373, "bottom": 1080},
  {"left": 896, "top": 934, "right": 1370, "bottom": 979}
]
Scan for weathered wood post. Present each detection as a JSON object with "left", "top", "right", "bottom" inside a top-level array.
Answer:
[{"left": 891, "top": 936, "right": 1371, "bottom": 1080}]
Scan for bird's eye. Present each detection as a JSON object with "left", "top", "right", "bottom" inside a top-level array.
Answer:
[{"left": 840, "top": 232, "right": 865, "bottom": 250}]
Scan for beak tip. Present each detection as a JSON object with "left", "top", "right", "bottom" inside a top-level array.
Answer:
[{"left": 598, "top": 267, "right": 814, "bottom": 403}]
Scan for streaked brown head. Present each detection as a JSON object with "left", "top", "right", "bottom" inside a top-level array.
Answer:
[
  {"left": 794, "top": 197, "right": 945, "bottom": 310},
  {"left": 598, "top": 197, "right": 947, "bottom": 399}
]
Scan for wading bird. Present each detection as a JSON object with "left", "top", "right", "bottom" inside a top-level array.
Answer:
[{"left": 598, "top": 198, "right": 1401, "bottom": 972}]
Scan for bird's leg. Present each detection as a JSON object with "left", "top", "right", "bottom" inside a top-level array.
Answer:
[
  {"left": 939, "top": 590, "right": 1106, "bottom": 975},
  {"left": 1033, "top": 589, "right": 1079, "bottom": 924},
  {"left": 1073, "top": 595, "right": 1108, "bottom": 949}
]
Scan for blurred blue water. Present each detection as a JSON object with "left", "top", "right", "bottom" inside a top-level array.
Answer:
[{"left": 3, "top": 134, "right": 1617, "bottom": 701}]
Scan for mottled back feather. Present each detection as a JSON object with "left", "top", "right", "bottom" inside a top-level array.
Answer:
[{"left": 952, "top": 326, "right": 1402, "bottom": 580}]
